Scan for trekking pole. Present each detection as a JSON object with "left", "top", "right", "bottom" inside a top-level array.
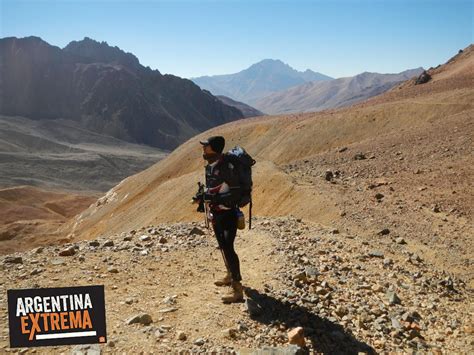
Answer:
[
  {"left": 249, "top": 198, "right": 252, "bottom": 230},
  {"left": 203, "top": 200, "right": 210, "bottom": 230}
]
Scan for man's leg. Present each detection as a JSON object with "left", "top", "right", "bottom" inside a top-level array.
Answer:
[
  {"left": 219, "top": 210, "right": 241, "bottom": 282},
  {"left": 212, "top": 212, "right": 232, "bottom": 286},
  {"left": 218, "top": 210, "right": 244, "bottom": 303}
]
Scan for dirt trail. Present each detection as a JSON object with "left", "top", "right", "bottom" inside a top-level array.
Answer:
[
  {"left": 0, "top": 221, "right": 288, "bottom": 354},
  {"left": 168, "top": 227, "right": 281, "bottom": 349}
]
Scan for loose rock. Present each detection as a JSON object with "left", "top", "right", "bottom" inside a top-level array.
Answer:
[
  {"left": 126, "top": 313, "right": 153, "bottom": 325},
  {"left": 288, "top": 327, "right": 305, "bottom": 347}
]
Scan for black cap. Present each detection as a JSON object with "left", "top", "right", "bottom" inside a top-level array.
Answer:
[{"left": 199, "top": 135, "right": 225, "bottom": 153}]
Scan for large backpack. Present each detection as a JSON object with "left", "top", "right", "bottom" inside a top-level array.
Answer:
[{"left": 223, "top": 146, "right": 256, "bottom": 229}]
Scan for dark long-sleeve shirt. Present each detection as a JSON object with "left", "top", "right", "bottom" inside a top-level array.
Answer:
[{"left": 205, "top": 155, "right": 241, "bottom": 212}]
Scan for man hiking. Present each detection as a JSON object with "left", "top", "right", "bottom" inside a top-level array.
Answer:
[{"left": 194, "top": 135, "right": 244, "bottom": 303}]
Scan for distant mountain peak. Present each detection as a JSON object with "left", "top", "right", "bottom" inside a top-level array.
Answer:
[
  {"left": 247, "top": 58, "right": 294, "bottom": 72},
  {"left": 21, "top": 35, "right": 46, "bottom": 43},
  {"left": 64, "top": 37, "right": 141, "bottom": 69},
  {"left": 3, "top": 36, "right": 55, "bottom": 48},
  {"left": 192, "top": 59, "right": 333, "bottom": 104},
  {"left": 256, "top": 58, "right": 288, "bottom": 66},
  {"left": 257, "top": 58, "right": 285, "bottom": 64},
  {"left": 249, "top": 59, "right": 325, "bottom": 77}
]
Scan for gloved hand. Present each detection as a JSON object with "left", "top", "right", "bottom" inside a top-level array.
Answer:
[
  {"left": 203, "top": 192, "right": 216, "bottom": 202},
  {"left": 192, "top": 192, "right": 203, "bottom": 203},
  {"left": 196, "top": 201, "right": 205, "bottom": 212}
]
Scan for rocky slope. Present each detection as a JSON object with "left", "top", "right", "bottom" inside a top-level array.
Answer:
[
  {"left": 192, "top": 59, "right": 332, "bottom": 104},
  {"left": 1, "top": 217, "right": 471, "bottom": 353},
  {"left": 254, "top": 68, "right": 424, "bottom": 114},
  {"left": 0, "top": 36, "right": 244, "bottom": 150}
]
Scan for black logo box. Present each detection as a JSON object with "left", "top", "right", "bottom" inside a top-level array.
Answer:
[{"left": 7, "top": 285, "right": 107, "bottom": 348}]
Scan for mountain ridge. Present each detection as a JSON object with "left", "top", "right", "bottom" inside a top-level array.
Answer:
[
  {"left": 216, "top": 95, "right": 265, "bottom": 118},
  {"left": 0, "top": 36, "right": 244, "bottom": 150},
  {"left": 64, "top": 36, "right": 142, "bottom": 69},
  {"left": 254, "top": 67, "right": 424, "bottom": 114},
  {"left": 191, "top": 59, "right": 333, "bottom": 104}
]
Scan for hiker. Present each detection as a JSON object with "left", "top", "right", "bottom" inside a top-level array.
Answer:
[{"left": 194, "top": 135, "right": 244, "bottom": 303}]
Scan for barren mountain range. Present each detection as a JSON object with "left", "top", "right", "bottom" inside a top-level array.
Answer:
[
  {"left": 254, "top": 68, "right": 424, "bottom": 114},
  {"left": 191, "top": 58, "right": 425, "bottom": 115},
  {"left": 0, "top": 36, "right": 245, "bottom": 150},
  {"left": 191, "top": 59, "right": 333, "bottom": 104}
]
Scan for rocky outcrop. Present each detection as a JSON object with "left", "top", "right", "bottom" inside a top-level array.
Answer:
[{"left": 415, "top": 70, "right": 432, "bottom": 85}]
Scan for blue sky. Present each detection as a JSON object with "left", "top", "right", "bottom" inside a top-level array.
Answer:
[{"left": 1, "top": 0, "right": 472, "bottom": 78}]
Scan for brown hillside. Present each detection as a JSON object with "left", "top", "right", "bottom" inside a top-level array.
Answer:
[
  {"left": 58, "top": 46, "right": 473, "bottom": 284},
  {"left": 0, "top": 186, "right": 98, "bottom": 254}
]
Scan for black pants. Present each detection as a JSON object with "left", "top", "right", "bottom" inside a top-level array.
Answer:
[{"left": 211, "top": 208, "right": 242, "bottom": 282}]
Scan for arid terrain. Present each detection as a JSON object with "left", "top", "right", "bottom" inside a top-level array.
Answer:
[
  {"left": 58, "top": 46, "right": 473, "bottom": 285},
  {"left": 0, "top": 116, "right": 168, "bottom": 192},
  {"left": 0, "top": 46, "right": 472, "bottom": 353},
  {"left": 0, "top": 115, "right": 168, "bottom": 255},
  {"left": 0, "top": 217, "right": 471, "bottom": 353},
  {"left": 0, "top": 186, "right": 99, "bottom": 255}
]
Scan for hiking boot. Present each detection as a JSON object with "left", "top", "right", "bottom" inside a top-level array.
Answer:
[
  {"left": 221, "top": 281, "right": 244, "bottom": 303},
  {"left": 214, "top": 272, "right": 232, "bottom": 286}
]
